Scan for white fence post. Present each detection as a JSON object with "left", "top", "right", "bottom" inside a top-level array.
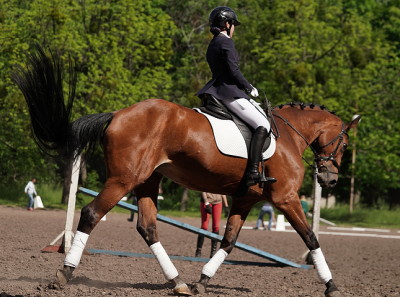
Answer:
[{"left": 63, "top": 154, "right": 81, "bottom": 253}]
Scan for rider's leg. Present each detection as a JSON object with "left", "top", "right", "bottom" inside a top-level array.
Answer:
[
  {"left": 220, "top": 98, "right": 276, "bottom": 186},
  {"left": 246, "top": 126, "right": 276, "bottom": 186}
]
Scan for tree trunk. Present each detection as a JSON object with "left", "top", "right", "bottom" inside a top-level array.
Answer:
[{"left": 180, "top": 188, "right": 189, "bottom": 212}]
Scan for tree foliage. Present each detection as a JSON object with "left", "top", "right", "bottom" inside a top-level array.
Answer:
[{"left": 0, "top": 0, "right": 176, "bottom": 185}]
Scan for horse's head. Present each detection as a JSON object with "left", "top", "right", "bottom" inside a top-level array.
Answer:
[{"left": 312, "top": 114, "right": 361, "bottom": 188}]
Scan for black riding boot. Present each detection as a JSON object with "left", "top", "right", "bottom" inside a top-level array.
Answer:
[
  {"left": 195, "top": 235, "right": 204, "bottom": 257},
  {"left": 245, "top": 126, "right": 276, "bottom": 187},
  {"left": 210, "top": 231, "right": 219, "bottom": 258}
]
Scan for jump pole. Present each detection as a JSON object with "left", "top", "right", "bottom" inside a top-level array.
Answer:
[{"left": 79, "top": 187, "right": 311, "bottom": 269}]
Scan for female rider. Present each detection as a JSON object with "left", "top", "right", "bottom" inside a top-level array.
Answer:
[{"left": 197, "top": 6, "right": 276, "bottom": 187}]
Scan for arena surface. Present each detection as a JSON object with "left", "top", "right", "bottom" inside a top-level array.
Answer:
[{"left": 0, "top": 205, "right": 399, "bottom": 296}]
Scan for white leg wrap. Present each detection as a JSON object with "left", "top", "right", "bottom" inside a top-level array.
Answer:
[
  {"left": 202, "top": 249, "right": 228, "bottom": 278},
  {"left": 150, "top": 242, "right": 179, "bottom": 281},
  {"left": 64, "top": 231, "right": 89, "bottom": 268},
  {"left": 310, "top": 248, "right": 332, "bottom": 284}
]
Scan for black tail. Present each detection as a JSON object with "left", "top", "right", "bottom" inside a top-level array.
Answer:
[{"left": 12, "top": 44, "right": 113, "bottom": 159}]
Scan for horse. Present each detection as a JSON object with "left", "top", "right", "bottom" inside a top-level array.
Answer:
[{"left": 12, "top": 46, "right": 360, "bottom": 297}]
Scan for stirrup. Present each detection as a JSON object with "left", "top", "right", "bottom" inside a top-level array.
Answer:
[
  {"left": 259, "top": 158, "right": 276, "bottom": 188},
  {"left": 259, "top": 175, "right": 277, "bottom": 188},
  {"left": 246, "top": 172, "right": 276, "bottom": 187}
]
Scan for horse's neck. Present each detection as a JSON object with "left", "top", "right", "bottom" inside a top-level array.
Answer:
[{"left": 277, "top": 108, "right": 327, "bottom": 149}]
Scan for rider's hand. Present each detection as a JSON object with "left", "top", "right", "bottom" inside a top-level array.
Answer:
[{"left": 250, "top": 85, "right": 259, "bottom": 97}]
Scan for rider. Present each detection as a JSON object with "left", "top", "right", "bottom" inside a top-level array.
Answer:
[{"left": 197, "top": 6, "right": 276, "bottom": 187}]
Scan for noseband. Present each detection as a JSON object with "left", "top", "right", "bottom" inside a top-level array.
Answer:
[
  {"left": 272, "top": 112, "right": 347, "bottom": 173},
  {"left": 314, "top": 124, "right": 347, "bottom": 171}
]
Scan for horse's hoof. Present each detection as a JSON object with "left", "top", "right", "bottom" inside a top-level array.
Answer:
[
  {"left": 56, "top": 270, "right": 69, "bottom": 287},
  {"left": 173, "top": 283, "right": 193, "bottom": 296},
  {"left": 324, "top": 279, "right": 341, "bottom": 296},
  {"left": 46, "top": 270, "right": 68, "bottom": 290},
  {"left": 190, "top": 283, "right": 206, "bottom": 295}
]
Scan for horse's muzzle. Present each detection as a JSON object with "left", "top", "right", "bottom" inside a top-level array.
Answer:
[{"left": 317, "top": 171, "right": 338, "bottom": 188}]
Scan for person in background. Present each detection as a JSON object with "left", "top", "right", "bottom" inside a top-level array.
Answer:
[
  {"left": 195, "top": 192, "right": 228, "bottom": 258},
  {"left": 300, "top": 195, "right": 310, "bottom": 216},
  {"left": 24, "top": 178, "right": 37, "bottom": 211},
  {"left": 254, "top": 202, "right": 275, "bottom": 230}
]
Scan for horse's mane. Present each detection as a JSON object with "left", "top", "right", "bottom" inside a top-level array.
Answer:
[{"left": 273, "top": 102, "right": 336, "bottom": 115}]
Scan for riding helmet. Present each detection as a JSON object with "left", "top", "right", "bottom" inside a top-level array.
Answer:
[{"left": 209, "top": 6, "right": 241, "bottom": 28}]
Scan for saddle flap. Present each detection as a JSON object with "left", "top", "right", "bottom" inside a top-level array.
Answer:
[{"left": 194, "top": 96, "right": 276, "bottom": 159}]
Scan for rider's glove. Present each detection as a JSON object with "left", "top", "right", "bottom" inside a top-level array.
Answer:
[{"left": 250, "top": 85, "right": 259, "bottom": 97}]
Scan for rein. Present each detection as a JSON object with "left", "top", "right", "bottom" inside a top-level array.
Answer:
[{"left": 271, "top": 110, "right": 347, "bottom": 173}]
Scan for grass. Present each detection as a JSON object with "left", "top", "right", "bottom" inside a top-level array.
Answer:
[
  {"left": 1, "top": 183, "right": 399, "bottom": 229},
  {"left": 320, "top": 205, "right": 400, "bottom": 229}
]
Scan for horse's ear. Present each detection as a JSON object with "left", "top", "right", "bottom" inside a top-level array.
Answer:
[{"left": 346, "top": 114, "right": 361, "bottom": 131}]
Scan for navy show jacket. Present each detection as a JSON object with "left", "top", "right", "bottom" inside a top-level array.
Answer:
[{"left": 196, "top": 33, "right": 252, "bottom": 100}]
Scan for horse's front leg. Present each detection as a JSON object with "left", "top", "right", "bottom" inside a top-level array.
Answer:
[
  {"left": 274, "top": 194, "right": 341, "bottom": 297},
  {"left": 191, "top": 197, "right": 254, "bottom": 295},
  {"left": 135, "top": 180, "right": 192, "bottom": 296},
  {"left": 49, "top": 177, "right": 132, "bottom": 289}
]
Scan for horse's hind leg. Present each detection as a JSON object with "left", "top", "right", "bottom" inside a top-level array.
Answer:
[
  {"left": 49, "top": 177, "right": 132, "bottom": 289},
  {"left": 135, "top": 173, "right": 191, "bottom": 296},
  {"left": 274, "top": 195, "right": 341, "bottom": 297}
]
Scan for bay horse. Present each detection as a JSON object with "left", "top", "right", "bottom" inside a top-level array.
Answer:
[{"left": 13, "top": 46, "right": 360, "bottom": 297}]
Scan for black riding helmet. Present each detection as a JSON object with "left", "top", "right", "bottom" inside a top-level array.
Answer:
[{"left": 209, "top": 6, "right": 241, "bottom": 28}]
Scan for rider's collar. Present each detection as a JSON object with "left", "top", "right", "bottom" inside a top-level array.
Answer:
[{"left": 219, "top": 31, "right": 230, "bottom": 38}]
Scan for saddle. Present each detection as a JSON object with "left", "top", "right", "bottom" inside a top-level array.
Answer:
[{"left": 198, "top": 94, "right": 271, "bottom": 154}]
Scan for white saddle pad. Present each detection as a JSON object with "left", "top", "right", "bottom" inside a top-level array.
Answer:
[{"left": 195, "top": 109, "right": 276, "bottom": 159}]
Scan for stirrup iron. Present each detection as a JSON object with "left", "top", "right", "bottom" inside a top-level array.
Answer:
[{"left": 259, "top": 160, "right": 276, "bottom": 188}]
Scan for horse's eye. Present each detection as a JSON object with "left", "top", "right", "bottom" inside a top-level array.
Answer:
[{"left": 343, "top": 143, "right": 348, "bottom": 150}]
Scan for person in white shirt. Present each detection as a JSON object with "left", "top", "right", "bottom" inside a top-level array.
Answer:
[{"left": 24, "top": 178, "right": 37, "bottom": 211}]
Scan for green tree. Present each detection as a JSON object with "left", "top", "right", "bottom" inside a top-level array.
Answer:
[{"left": 0, "top": 0, "right": 176, "bottom": 193}]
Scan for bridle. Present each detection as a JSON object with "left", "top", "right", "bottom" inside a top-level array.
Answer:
[
  {"left": 272, "top": 111, "right": 348, "bottom": 173},
  {"left": 313, "top": 124, "right": 347, "bottom": 170}
]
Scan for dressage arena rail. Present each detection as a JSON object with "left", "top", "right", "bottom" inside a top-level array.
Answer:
[{"left": 79, "top": 187, "right": 312, "bottom": 269}]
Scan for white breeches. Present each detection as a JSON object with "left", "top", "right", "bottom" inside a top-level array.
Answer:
[{"left": 220, "top": 98, "right": 270, "bottom": 130}]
